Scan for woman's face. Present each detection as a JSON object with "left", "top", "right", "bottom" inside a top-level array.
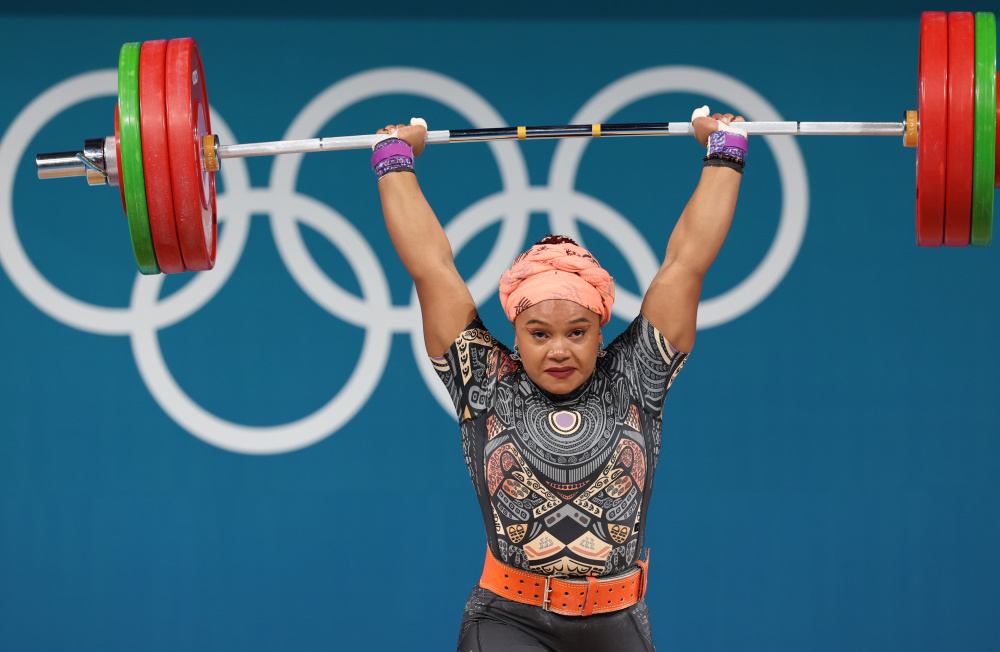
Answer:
[{"left": 513, "top": 299, "right": 603, "bottom": 395}]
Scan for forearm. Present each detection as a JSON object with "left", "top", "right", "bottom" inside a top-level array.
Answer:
[
  {"left": 662, "top": 165, "right": 742, "bottom": 276},
  {"left": 378, "top": 171, "right": 458, "bottom": 282}
]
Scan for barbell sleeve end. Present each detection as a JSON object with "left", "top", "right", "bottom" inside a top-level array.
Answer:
[
  {"left": 36, "top": 151, "right": 87, "bottom": 180},
  {"left": 37, "top": 137, "right": 118, "bottom": 187}
]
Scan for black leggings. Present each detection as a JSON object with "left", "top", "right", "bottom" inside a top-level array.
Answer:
[{"left": 457, "top": 586, "right": 655, "bottom": 652}]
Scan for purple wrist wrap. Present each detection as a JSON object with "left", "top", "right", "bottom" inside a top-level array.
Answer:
[
  {"left": 708, "top": 131, "right": 747, "bottom": 161},
  {"left": 372, "top": 138, "right": 414, "bottom": 179}
]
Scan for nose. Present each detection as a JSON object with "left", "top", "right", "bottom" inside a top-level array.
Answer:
[{"left": 547, "top": 339, "right": 570, "bottom": 361}]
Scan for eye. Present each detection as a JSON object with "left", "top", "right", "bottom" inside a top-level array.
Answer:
[
  {"left": 530, "top": 330, "right": 548, "bottom": 339},
  {"left": 570, "top": 329, "right": 587, "bottom": 338}
]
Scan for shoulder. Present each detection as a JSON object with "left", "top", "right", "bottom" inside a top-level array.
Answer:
[
  {"left": 431, "top": 316, "right": 516, "bottom": 379},
  {"left": 430, "top": 316, "right": 496, "bottom": 359},
  {"left": 456, "top": 316, "right": 499, "bottom": 347},
  {"left": 604, "top": 314, "right": 687, "bottom": 363}
]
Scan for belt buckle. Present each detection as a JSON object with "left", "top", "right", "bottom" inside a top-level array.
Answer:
[{"left": 541, "top": 572, "right": 567, "bottom": 612}]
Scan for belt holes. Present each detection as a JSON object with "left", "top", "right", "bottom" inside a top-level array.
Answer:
[
  {"left": 518, "top": 591, "right": 522, "bottom": 595},
  {"left": 519, "top": 579, "right": 524, "bottom": 583},
  {"left": 504, "top": 586, "right": 508, "bottom": 590},
  {"left": 535, "top": 583, "right": 539, "bottom": 587},
  {"left": 620, "top": 598, "right": 624, "bottom": 602},
  {"left": 564, "top": 592, "right": 569, "bottom": 596},
  {"left": 504, "top": 574, "right": 508, "bottom": 578},
  {"left": 562, "top": 603, "right": 567, "bottom": 607},
  {"left": 534, "top": 594, "right": 538, "bottom": 598}
]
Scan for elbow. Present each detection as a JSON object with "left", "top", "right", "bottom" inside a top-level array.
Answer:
[
  {"left": 409, "top": 256, "right": 460, "bottom": 285},
  {"left": 659, "top": 255, "right": 710, "bottom": 283}
]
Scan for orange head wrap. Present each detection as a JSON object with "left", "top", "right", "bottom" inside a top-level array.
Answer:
[{"left": 498, "top": 236, "right": 615, "bottom": 326}]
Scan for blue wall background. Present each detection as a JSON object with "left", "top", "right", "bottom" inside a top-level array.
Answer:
[{"left": 1, "top": 7, "right": 998, "bottom": 651}]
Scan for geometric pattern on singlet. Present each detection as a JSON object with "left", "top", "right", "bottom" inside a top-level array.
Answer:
[{"left": 433, "top": 314, "right": 687, "bottom": 577}]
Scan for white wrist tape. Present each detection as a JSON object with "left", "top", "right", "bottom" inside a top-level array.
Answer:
[
  {"left": 690, "top": 105, "right": 748, "bottom": 138},
  {"left": 372, "top": 117, "right": 428, "bottom": 150}
]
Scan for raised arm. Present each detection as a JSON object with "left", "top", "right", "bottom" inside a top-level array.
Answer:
[
  {"left": 640, "top": 111, "right": 745, "bottom": 353},
  {"left": 375, "top": 121, "right": 477, "bottom": 356}
]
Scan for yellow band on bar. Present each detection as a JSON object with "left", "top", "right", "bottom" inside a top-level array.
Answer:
[
  {"left": 592, "top": 124, "right": 601, "bottom": 137},
  {"left": 903, "top": 110, "right": 918, "bottom": 148},
  {"left": 203, "top": 135, "right": 220, "bottom": 172},
  {"left": 517, "top": 126, "right": 526, "bottom": 140}
]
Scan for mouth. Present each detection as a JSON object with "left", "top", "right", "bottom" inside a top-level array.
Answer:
[{"left": 545, "top": 367, "right": 576, "bottom": 379}]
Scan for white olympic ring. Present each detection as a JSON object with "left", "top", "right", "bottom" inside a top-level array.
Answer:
[{"left": 0, "top": 65, "right": 808, "bottom": 454}]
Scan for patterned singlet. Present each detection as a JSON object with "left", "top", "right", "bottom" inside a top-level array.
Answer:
[{"left": 432, "top": 314, "right": 687, "bottom": 577}]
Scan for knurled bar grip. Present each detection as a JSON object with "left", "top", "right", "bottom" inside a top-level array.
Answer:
[{"left": 216, "top": 121, "right": 908, "bottom": 160}]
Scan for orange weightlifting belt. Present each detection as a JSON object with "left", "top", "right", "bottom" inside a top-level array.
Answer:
[{"left": 478, "top": 547, "right": 649, "bottom": 617}]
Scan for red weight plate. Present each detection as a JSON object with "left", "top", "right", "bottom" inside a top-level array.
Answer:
[
  {"left": 945, "top": 12, "right": 975, "bottom": 246},
  {"left": 139, "top": 40, "right": 185, "bottom": 274},
  {"left": 115, "top": 105, "right": 127, "bottom": 215},
  {"left": 165, "top": 38, "right": 217, "bottom": 271},
  {"left": 916, "top": 12, "right": 948, "bottom": 247}
]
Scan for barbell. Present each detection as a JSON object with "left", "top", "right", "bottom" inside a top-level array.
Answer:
[{"left": 35, "top": 11, "right": 999, "bottom": 275}]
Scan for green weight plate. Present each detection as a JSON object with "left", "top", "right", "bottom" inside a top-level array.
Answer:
[
  {"left": 971, "top": 12, "right": 996, "bottom": 246},
  {"left": 118, "top": 42, "right": 160, "bottom": 274}
]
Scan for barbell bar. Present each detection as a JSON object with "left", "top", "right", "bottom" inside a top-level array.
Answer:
[
  {"left": 37, "top": 121, "right": 913, "bottom": 170},
  {"left": 33, "top": 11, "right": 999, "bottom": 275},
  {"left": 208, "top": 121, "right": 910, "bottom": 161}
]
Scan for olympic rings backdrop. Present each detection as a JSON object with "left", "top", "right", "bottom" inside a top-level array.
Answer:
[{"left": 1, "top": 11, "right": 998, "bottom": 652}]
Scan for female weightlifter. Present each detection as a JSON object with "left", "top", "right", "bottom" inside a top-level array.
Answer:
[{"left": 373, "top": 108, "right": 746, "bottom": 651}]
